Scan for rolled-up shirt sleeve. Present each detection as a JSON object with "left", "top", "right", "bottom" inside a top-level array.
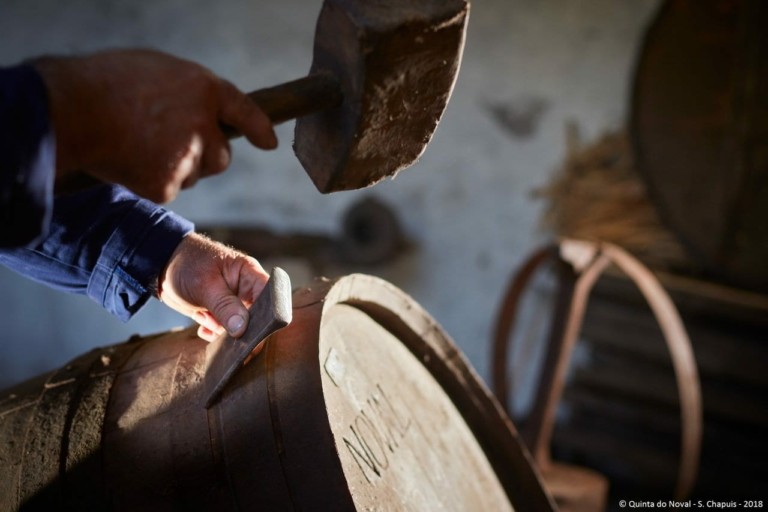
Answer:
[
  {"left": 1, "top": 62, "right": 194, "bottom": 321},
  {"left": 0, "top": 63, "right": 55, "bottom": 248},
  {"left": 0, "top": 184, "right": 194, "bottom": 321}
]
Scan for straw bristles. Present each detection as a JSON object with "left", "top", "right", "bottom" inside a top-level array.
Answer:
[{"left": 535, "top": 126, "right": 689, "bottom": 270}]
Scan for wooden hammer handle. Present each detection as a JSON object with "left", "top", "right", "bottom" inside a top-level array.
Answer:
[{"left": 223, "top": 72, "right": 342, "bottom": 136}]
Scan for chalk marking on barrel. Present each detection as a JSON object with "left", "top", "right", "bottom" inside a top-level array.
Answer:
[{"left": 323, "top": 347, "right": 345, "bottom": 387}]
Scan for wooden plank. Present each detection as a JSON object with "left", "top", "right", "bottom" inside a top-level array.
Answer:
[
  {"left": 581, "top": 299, "right": 768, "bottom": 388},
  {"left": 570, "top": 347, "right": 768, "bottom": 427}
]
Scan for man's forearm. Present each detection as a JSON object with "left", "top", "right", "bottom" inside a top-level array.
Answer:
[{"left": 0, "top": 184, "right": 194, "bottom": 320}]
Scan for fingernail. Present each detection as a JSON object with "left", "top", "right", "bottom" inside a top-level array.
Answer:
[
  {"left": 227, "top": 314, "right": 245, "bottom": 335},
  {"left": 267, "top": 129, "right": 278, "bottom": 149}
]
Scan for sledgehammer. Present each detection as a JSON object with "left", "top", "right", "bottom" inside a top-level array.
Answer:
[{"left": 233, "top": 0, "right": 470, "bottom": 192}]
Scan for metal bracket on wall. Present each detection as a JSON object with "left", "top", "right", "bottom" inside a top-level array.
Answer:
[{"left": 197, "top": 196, "right": 411, "bottom": 274}]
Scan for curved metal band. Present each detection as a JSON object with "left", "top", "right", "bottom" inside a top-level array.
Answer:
[{"left": 491, "top": 239, "right": 702, "bottom": 499}]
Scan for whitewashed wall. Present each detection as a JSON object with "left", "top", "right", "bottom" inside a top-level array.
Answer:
[{"left": 0, "top": 0, "right": 660, "bottom": 390}]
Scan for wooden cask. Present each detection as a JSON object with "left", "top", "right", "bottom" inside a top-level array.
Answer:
[{"left": 0, "top": 274, "right": 553, "bottom": 511}]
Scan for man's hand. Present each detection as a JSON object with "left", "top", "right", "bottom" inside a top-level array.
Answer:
[
  {"left": 34, "top": 49, "right": 277, "bottom": 203},
  {"left": 158, "top": 232, "right": 270, "bottom": 342}
]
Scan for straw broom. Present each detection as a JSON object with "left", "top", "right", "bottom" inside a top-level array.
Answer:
[{"left": 535, "top": 124, "right": 689, "bottom": 271}]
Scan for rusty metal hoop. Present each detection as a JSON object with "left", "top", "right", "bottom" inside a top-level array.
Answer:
[{"left": 491, "top": 239, "right": 702, "bottom": 500}]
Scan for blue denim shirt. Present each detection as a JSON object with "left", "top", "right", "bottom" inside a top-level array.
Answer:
[{"left": 0, "top": 64, "right": 193, "bottom": 321}]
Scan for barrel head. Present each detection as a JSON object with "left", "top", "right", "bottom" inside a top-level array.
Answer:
[{"left": 295, "top": 0, "right": 470, "bottom": 193}]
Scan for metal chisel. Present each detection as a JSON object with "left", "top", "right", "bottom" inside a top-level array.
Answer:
[{"left": 203, "top": 267, "right": 292, "bottom": 408}]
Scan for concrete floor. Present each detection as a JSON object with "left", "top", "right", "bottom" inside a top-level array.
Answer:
[{"left": 0, "top": 0, "right": 660, "bottom": 400}]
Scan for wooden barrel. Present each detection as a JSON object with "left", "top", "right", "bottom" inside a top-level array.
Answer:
[
  {"left": 631, "top": 0, "right": 768, "bottom": 292},
  {"left": 0, "top": 274, "right": 554, "bottom": 511}
]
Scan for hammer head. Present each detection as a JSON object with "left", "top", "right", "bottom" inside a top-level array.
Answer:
[{"left": 294, "top": 0, "right": 470, "bottom": 193}]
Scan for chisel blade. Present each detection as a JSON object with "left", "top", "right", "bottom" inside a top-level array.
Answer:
[{"left": 203, "top": 267, "right": 292, "bottom": 408}]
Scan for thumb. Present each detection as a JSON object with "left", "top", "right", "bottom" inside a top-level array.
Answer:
[{"left": 207, "top": 288, "right": 250, "bottom": 338}]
